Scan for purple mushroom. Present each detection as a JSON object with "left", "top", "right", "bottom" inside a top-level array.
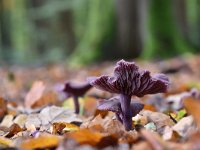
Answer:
[
  {"left": 88, "top": 60, "right": 169, "bottom": 130},
  {"left": 61, "top": 81, "right": 92, "bottom": 114}
]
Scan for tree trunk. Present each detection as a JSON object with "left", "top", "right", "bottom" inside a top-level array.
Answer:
[
  {"left": 173, "top": 0, "right": 189, "bottom": 40},
  {"left": 116, "top": 0, "right": 145, "bottom": 58}
]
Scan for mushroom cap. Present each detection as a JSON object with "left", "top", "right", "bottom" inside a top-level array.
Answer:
[
  {"left": 61, "top": 81, "right": 92, "bottom": 97},
  {"left": 88, "top": 60, "right": 169, "bottom": 97}
]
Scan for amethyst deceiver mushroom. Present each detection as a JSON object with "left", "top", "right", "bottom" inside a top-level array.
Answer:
[
  {"left": 88, "top": 60, "right": 169, "bottom": 130},
  {"left": 61, "top": 81, "right": 92, "bottom": 114}
]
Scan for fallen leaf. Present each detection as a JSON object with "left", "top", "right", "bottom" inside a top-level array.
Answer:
[
  {"left": 13, "top": 114, "right": 27, "bottom": 128},
  {"left": 52, "top": 122, "right": 79, "bottom": 134},
  {"left": 0, "top": 97, "right": 7, "bottom": 120},
  {"left": 25, "top": 81, "right": 57, "bottom": 108},
  {"left": 96, "top": 134, "right": 118, "bottom": 149},
  {"left": 172, "top": 116, "right": 194, "bottom": 137},
  {"left": 5, "top": 123, "right": 24, "bottom": 138},
  {"left": 118, "top": 131, "right": 138, "bottom": 144},
  {"left": 175, "top": 109, "right": 187, "bottom": 121},
  {"left": 0, "top": 136, "right": 12, "bottom": 147},
  {"left": 140, "top": 110, "right": 174, "bottom": 132},
  {"left": 0, "top": 115, "right": 14, "bottom": 128},
  {"left": 20, "top": 134, "right": 60, "bottom": 149},
  {"left": 25, "top": 106, "right": 82, "bottom": 130},
  {"left": 32, "top": 91, "right": 57, "bottom": 108},
  {"left": 25, "top": 81, "right": 45, "bottom": 108},
  {"left": 39, "top": 106, "right": 82, "bottom": 124},
  {"left": 162, "top": 126, "right": 180, "bottom": 141},
  {"left": 66, "top": 129, "right": 103, "bottom": 146},
  {"left": 140, "top": 129, "right": 166, "bottom": 150},
  {"left": 25, "top": 114, "right": 41, "bottom": 129},
  {"left": 183, "top": 97, "right": 200, "bottom": 127},
  {"left": 94, "top": 109, "right": 108, "bottom": 118}
]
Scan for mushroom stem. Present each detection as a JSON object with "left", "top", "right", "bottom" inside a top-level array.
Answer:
[
  {"left": 115, "top": 113, "right": 123, "bottom": 123},
  {"left": 73, "top": 96, "right": 80, "bottom": 114},
  {"left": 120, "top": 94, "right": 132, "bottom": 131}
]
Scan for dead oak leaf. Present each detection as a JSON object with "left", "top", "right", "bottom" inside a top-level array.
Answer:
[
  {"left": 25, "top": 106, "right": 82, "bottom": 130},
  {"left": 25, "top": 81, "right": 45, "bottom": 108},
  {"left": 25, "top": 81, "right": 57, "bottom": 108},
  {"left": 20, "top": 134, "right": 60, "bottom": 149},
  {"left": 183, "top": 97, "right": 200, "bottom": 127},
  {"left": 140, "top": 110, "right": 174, "bottom": 132},
  {"left": 65, "top": 129, "right": 103, "bottom": 146},
  {"left": 65, "top": 128, "right": 118, "bottom": 148},
  {"left": 5, "top": 123, "right": 24, "bottom": 138},
  {"left": 140, "top": 129, "right": 166, "bottom": 150},
  {"left": 0, "top": 97, "right": 7, "bottom": 120}
]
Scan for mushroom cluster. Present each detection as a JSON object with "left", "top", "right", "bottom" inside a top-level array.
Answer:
[{"left": 88, "top": 60, "right": 169, "bottom": 130}]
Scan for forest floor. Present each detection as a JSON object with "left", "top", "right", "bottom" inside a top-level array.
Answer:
[{"left": 0, "top": 55, "right": 200, "bottom": 150}]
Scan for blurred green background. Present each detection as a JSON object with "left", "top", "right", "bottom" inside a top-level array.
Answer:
[{"left": 0, "top": 0, "right": 200, "bottom": 65}]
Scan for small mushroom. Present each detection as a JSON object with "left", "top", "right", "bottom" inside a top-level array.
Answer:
[
  {"left": 88, "top": 60, "right": 169, "bottom": 130},
  {"left": 61, "top": 81, "right": 92, "bottom": 114}
]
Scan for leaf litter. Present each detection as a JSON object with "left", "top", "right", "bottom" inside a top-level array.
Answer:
[{"left": 0, "top": 56, "right": 200, "bottom": 149}]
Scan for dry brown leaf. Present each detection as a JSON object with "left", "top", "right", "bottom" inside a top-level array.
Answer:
[
  {"left": 96, "top": 134, "right": 118, "bottom": 149},
  {"left": 20, "top": 134, "right": 60, "bottom": 149},
  {"left": 172, "top": 116, "right": 194, "bottom": 137},
  {"left": 25, "top": 81, "right": 57, "bottom": 108},
  {"left": 94, "top": 109, "right": 108, "bottom": 118},
  {"left": 140, "top": 110, "right": 174, "bottom": 132},
  {"left": 25, "top": 81, "right": 45, "bottom": 108},
  {"left": 52, "top": 122, "right": 79, "bottom": 134},
  {"left": 0, "top": 97, "right": 7, "bottom": 120},
  {"left": 81, "top": 114, "right": 125, "bottom": 135},
  {"left": 32, "top": 91, "right": 57, "bottom": 108},
  {"left": 118, "top": 131, "right": 138, "bottom": 144},
  {"left": 5, "top": 123, "right": 24, "bottom": 138},
  {"left": 65, "top": 129, "right": 103, "bottom": 146},
  {"left": 140, "top": 129, "right": 166, "bottom": 150},
  {"left": 183, "top": 97, "right": 200, "bottom": 127},
  {"left": 25, "top": 106, "right": 82, "bottom": 129}
]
